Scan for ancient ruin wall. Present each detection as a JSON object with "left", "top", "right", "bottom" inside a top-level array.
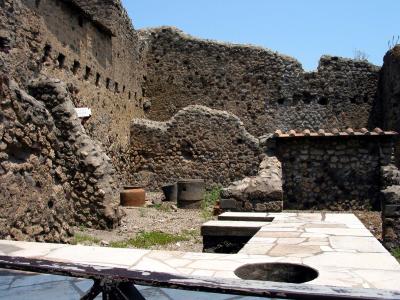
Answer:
[
  {"left": 378, "top": 46, "right": 400, "bottom": 130},
  {"left": 275, "top": 132, "right": 394, "bottom": 211},
  {"left": 129, "top": 106, "right": 262, "bottom": 188},
  {"left": 381, "top": 165, "right": 400, "bottom": 251},
  {"left": 139, "top": 27, "right": 380, "bottom": 136},
  {"left": 1, "top": 0, "right": 147, "bottom": 150},
  {"left": 379, "top": 46, "right": 400, "bottom": 250},
  {"left": 378, "top": 45, "right": 400, "bottom": 165},
  {"left": 0, "top": 75, "right": 121, "bottom": 242}
]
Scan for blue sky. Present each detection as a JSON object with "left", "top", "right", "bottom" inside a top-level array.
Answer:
[{"left": 122, "top": 0, "right": 400, "bottom": 71}]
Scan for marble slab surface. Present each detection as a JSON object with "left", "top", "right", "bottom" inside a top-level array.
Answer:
[{"left": 0, "top": 213, "right": 399, "bottom": 291}]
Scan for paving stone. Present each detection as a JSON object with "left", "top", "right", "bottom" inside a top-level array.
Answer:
[
  {"left": 257, "top": 231, "right": 302, "bottom": 238},
  {"left": 329, "top": 236, "right": 387, "bottom": 253},
  {"left": 305, "top": 228, "right": 373, "bottom": 237},
  {"left": 303, "top": 252, "right": 400, "bottom": 270},
  {"left": 268, "top": 244, "right": 321, "bottom": 257},
  {"left": 276, "top": 238, "right": 306, "bottom": 244}
]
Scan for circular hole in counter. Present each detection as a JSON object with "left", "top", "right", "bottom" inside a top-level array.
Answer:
[{"left": 234, "top": 263, "right": 318, "bottom": 284}]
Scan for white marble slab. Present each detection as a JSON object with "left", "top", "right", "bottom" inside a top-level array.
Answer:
[{"left": 0, "top": 213, "right": 399, "bottom": 292}]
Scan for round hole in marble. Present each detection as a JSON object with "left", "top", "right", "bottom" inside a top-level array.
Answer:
[{"left": 234, "top": 263, "right": 318, "bottom": 284}]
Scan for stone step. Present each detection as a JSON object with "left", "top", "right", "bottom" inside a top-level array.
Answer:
[
  {"left": 218, "top": 212, "right": 274, "bottom": 222},
  {"left": 201, "top": 220, "right": 268, "bottom": 237}
]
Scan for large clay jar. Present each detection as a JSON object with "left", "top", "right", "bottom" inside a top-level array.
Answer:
[
  {"left": 120, "top": 186, "right": 146, "bottom": 207},
  {"left": 177, "top": 179, "right": 205, "bottom": 209}
]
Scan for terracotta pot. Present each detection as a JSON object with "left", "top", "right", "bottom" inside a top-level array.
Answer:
[{"left": 120, "top": 186, "right": 146, "bottom": 207}]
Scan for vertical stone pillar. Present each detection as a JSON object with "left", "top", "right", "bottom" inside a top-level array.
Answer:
[{"left": 381, "top": 186, "right": 400, "bottom": 251}]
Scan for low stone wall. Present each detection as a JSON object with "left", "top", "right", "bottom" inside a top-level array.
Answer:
[
  {"left": 221, "top": 155, "right": 283, "bottom": 212},
  {"left": 275, "top": 129, "right": 396, "bottom": 211},
  {"left": 381, "top": 186, "right": 400, "bottom": 251},
  {"left": 381, "top": 164, "right": 400, "bottom": 251},
  {"left": 129, "top": 105, "right": 262, "bottom": 189},
  {"left": 0, "top": 75, "right": 121, "bottom": 242}
]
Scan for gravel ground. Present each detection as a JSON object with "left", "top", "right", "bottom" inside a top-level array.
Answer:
[
  {"left": 75, "top": 195, "right": 383, "bottom": 252},
  {"left": 76, "top": 200, "right": 209, "bottom": 252},
  {"left": 354, "top": 211, "right": 382, "bottom": 240}
]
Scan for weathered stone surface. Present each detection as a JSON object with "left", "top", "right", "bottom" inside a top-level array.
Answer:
[
  {"left": 222, "top": 155, "right": 283, "bottom": 212},
  {"left": 219, "top": 199, "right": 239, "bottom": 210},
  {"left": 381, "top": 164, "right": 400, "bottom": 187},
  {"left": 129, "top": 105, "right": 262, "bottom": 188},
  {"left": 0, "top": 76, "right": 121, "bottom": 242},
  {"left": 2, "top": 0, "right": 400, "bottom": 244},
  {"left": 381, "top": 185, "right": 400, "bottom": 250},
  {"left": 384, "top": 205, "right": 400, "bottom": 217},
  {"left": 0, "top": 0, "right": 147, "bottom": 189},
  {"left": 139, "top": 27, "right": 380, "bottom": 137},
  {"left": 382, "top": 182, "right": 400, "bottom": 205},
  {"left": 276, "top": 135, "right": 394, "bottom": 211},
  {"left": 378, "top": 45, "right": 400, "bottom": 165}
]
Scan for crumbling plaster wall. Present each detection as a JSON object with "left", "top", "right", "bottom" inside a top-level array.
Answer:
[
  {"left": 139, "top": 27, "right": 380, "bottom": 136},
  {"left": 129, "top": 105, "right": 262, "bottom": 189},
  {"left": 0, "top": 75, "right": 121, "bottom": 242}
]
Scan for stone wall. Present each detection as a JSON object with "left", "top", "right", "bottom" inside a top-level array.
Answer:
[
  {"left": 139, "top": 27, "right": 380, "bottom": 136},
  {"left": 0, "top": 75, "right": 121, "bottom": 242},
  {"left": 1, "top": 0, "right": 147, "bottom": 152},
  {"left": 1, "top": 0, "right": 399, "bottom": 243},
  {"left": 376, "top": 47, "right": 400, "bottom": 253},
  {"left": 381, "top": 165, "right": 400, "bottom": 251},
  {"left": 378, "top": 45, "right": 400, "bottom": 166},
  {"left": 275, "top": 129, "right": 396, "bottom": 211},
  {"left": 129, "top": 105, "right": 262, "bottom": 189}
]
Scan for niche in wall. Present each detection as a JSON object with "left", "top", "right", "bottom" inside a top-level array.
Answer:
[
  {"left": 95, "top": 73, "right": 101, "bottom": 86},
  {"left": 42, "top": 44, "right": 52, "bottom": 62},
  {"left": 84, "top": 66, "right": 91, "bottom": 80},
  {"left": 57, "top": 53, "right": 65, "bottom": 68},
  {"left": 72, "top": 60, "right": 80, "bottom": 74}
]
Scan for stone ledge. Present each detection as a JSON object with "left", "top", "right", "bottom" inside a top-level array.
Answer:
[
  {"left": 218, "top": 212, "right": 274, "bottom": 222},
  {"left": 201, "top": 221, "right": 268, "bottom": 237}
]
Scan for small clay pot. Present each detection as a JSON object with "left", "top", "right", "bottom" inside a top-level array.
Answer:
[{"left": 120, "top": 186, "right": 146, "bottom": 207}]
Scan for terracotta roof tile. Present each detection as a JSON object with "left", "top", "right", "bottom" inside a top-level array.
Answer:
[{"left": 273, "top": 128, "right": 398, "bottom": 138}]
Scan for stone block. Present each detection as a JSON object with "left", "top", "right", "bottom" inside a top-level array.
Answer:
[
  {"left": 201, "top": 220, "right": 267, "bottom": 237},
  {"left": 382, "top": 186, "right": 400, "bottom": 204},
  {"left": 220, "top": 198, "right": 239, "bottom": 210},
  {"left": 384, "top": 205, "right": 400, "bottom": 217},
  {"left": 265, "top": 201, "right": 283, "bottom": 212},
  {"left": 218, "top": 212, "right": 274, "bottom": 222}
]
